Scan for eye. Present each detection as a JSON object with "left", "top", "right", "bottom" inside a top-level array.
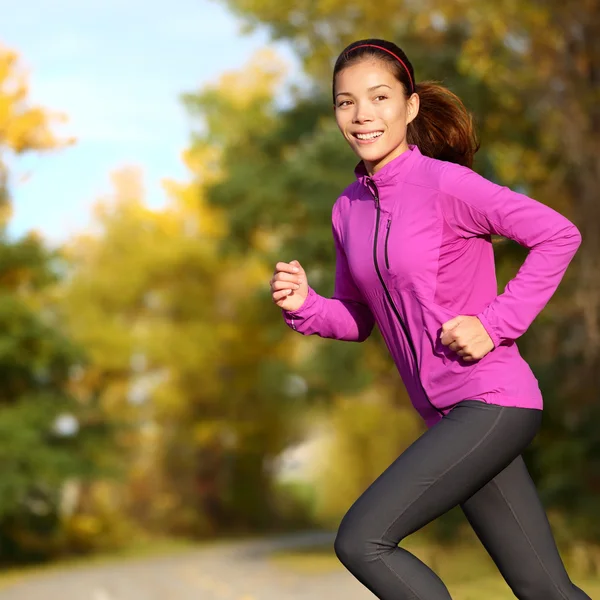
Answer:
[
  {"left": 375, "top": 95, "right": 388, "bottom": 102},
  {"left": 338, "top": 100, "right": 352, "bottom": 107}
]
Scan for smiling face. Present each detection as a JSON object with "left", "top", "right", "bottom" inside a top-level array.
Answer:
[{"left": 334, "top": 59, "right": 419, "bottom": 175}]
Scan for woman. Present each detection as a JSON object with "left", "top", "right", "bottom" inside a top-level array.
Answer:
[{"left": 269, "top": 39, "right": 590, "bottom": 599}]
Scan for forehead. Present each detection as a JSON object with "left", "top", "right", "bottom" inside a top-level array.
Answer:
[{"left": 335, "top": 59, "right": 398, "bottom": 91}]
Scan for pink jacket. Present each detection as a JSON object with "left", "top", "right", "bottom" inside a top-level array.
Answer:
[{"left": 282, "top": 145, "right": 581, "bottom": 427}]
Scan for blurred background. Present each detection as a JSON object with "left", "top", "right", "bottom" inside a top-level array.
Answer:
[{"left": 0, "top": 0, "right": 598, "bottom": 598}]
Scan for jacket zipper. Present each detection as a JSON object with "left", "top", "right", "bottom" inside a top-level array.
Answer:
[
  {"left": 384, "top": 218, "right": 392, "bottom": 270},
  {"left": 366, "top": 178, "right": 443, "bottom": 418}
]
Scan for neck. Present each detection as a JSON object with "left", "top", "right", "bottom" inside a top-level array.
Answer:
[{"left": 364, "top": 141, "right": 410, "bottom": 176}]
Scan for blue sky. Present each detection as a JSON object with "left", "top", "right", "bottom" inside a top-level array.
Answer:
[{"left": 2, "top": 0, "right": 300, "bottom": 243}]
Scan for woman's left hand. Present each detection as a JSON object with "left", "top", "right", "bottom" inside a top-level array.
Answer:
[{"left": 440, "top": 316, "right": 494, "bottom": 362}]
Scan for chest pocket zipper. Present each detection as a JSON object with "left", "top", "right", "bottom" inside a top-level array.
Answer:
[{"left": 384, "top": 218, "right": 392, "bottom": 269}]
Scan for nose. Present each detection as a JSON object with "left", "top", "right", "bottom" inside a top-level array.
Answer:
[{"left": 352, "top": 101, "right": 375, "bottom": 124}]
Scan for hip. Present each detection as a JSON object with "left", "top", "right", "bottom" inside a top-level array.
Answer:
[{"left": 395, "top": 345, "right": 543, "bottom": 425}]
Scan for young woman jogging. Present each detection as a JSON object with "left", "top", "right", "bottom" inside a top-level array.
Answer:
[{"left": 269, "top": 38, "right": 590, "bottom": 600}]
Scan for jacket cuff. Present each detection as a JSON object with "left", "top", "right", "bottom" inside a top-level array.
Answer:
[
  {"left": 282, "top": 286, "right": 319, "bottom": 330},
  {"left": 476, "top": 310, "right": 502, "bottom": 349}
]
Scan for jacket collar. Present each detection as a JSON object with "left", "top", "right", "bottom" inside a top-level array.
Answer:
[{"left": 354, "top": 144, "right": 421, "bottom": 187}]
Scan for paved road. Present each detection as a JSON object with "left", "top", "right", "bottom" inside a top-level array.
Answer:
[{"left": 0, "top": 531, "right": 375, "bottom": 600}]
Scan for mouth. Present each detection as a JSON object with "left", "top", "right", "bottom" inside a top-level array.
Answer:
[{"left": 352, "top": 130, "right": 384, "bottom": 144}]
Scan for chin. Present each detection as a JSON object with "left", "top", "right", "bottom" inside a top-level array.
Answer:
[{"left": 357, "top": 148, "right": 391, "bottom": 164}]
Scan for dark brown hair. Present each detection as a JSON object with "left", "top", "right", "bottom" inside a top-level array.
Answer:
[{"left": 333, "top": 39, "right": 479, "bottom": 168}]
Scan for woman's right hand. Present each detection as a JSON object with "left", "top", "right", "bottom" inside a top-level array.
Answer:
[{"left": 270, "top": 260, "right": 309, "bottom": 311}]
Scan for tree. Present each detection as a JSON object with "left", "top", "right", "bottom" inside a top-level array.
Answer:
[
  {"left": 0, "top": 44, "right": 73, "bottom": 222},
  {"left": 0, "top": 44, "right": 106, "bottom": 563},
  {"left": 61, "top": 159, "right": 311, "bottom": 537}
]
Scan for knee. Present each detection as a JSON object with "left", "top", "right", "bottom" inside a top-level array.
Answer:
[
  {"left": 334, "top": 521, "right": 394, "bottom": 572},
  {"left": 334, "top": 527, "right": 365, "bottom": 571}
]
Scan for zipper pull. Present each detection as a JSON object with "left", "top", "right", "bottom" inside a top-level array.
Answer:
[
  {"left": 366, "top": 177, "right": 379, "bottom": 206},
  {"left": 386, "top": 219, "right": 391, "bottom": 229}
]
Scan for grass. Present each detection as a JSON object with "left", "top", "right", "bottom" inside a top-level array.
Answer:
[{"left": 269, "top": 533, "right": 600, "bottom": 599}]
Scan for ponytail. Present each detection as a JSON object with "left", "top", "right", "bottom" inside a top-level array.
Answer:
[{"left": 408, "top": 81, "right": 479, "bottom": 168}]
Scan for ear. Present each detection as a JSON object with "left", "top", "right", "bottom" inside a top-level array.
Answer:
[{"left": 406, "top": 92, "right": 420, "bottom": 125}]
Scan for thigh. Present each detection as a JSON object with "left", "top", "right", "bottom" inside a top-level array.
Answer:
[
  {"left": 338, "top": 401, "right": 541, "bottom": 545},
  {"left": 461, "top": 455, "right": 577, "bottom": 598}
]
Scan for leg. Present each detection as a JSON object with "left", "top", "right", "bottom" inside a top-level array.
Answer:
[
  {"left": 461, "top": 455, "right": 591, "bottom": 599},
  {"left": 334, "top": 401, "right": 541, "bottom": 600}
]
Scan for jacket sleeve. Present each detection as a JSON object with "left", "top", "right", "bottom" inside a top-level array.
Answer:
[
  {"left": 440, "top": 164, "right": 582, "bottom": 348},
  {"left": 281, "top": 202, "right": 375, "bottom": 342}
]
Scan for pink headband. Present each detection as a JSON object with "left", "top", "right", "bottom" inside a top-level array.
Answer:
[{"left": 347, "top": 44, "right": 415, "bottom": 93}]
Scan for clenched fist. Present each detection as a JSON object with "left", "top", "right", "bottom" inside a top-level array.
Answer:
[
  {"left": 269, "top": 260, "right": 309, "bottom": 311},
  {"left": 440, "top": 315, "right": 494, "bottom": 362}
]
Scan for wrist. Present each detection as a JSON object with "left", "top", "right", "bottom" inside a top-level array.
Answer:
[
  {"left": 476, "top": 312, "right": 501, "bottom": 349},
  {"left": 283, "top": 286, "right": 317, "bottom": 317}
]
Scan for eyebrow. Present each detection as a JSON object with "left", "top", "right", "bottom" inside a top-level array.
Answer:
[{"left": 335, "top": 84, "right": 392, "bottom": 98}]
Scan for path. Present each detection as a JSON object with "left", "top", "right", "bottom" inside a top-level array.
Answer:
[{"left": 0, "top": 531, "right": 375, "bottom": 600}]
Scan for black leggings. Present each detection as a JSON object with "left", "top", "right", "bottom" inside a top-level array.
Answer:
[{"left": 334, "top": 400, "right": 591, "bottom": 599}]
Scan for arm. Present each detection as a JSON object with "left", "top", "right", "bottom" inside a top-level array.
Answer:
[
  {"left": 282, "top": 205, "right": 375, "bottom": 342},
  {"left": 441, "top": 164, "right": 582, "bottom": 348}
]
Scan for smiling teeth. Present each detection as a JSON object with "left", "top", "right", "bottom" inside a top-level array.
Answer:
[{"left": 356, "top": 132, "right": 383, "bottom": 140}]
